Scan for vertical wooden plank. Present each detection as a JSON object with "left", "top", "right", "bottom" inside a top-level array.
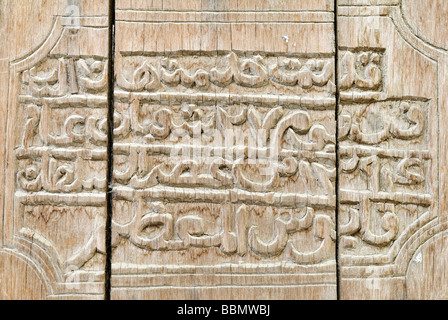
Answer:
[
  {"left": 404, "top": 43, "right": 448, "bottom": 301},
  {"left": 0, "top": 0, "right": 109, "bottom": 300},
  {"left": 337, "top": 0, "right": 448, "bottom": 300},
  {"left": 112, "top": 0, "right": 337, "bottom": 300}
]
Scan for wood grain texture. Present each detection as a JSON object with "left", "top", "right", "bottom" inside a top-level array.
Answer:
[
  {"left": 1, "top": 0, "right": 448, "bottom": 300},
  {"left": 0, "top": 0, "right": 109, "bottom": 300},
  {"left": 110, "top": 0, "right": 337, "bottom": 300},
  {"left": 338, "top": 0, "right": 448, "bottom": 300}
]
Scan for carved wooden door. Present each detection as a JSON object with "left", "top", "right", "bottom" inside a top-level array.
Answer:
[{"left": 0, "top": 0, "right": 447, "bottom": 300}]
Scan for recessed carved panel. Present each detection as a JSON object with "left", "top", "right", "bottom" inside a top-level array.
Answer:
[
  {"left": 111, "top": 0, "right": 337, "bottom": 300},
  {"left": 1, "top": 0, "right": 448, "bottom": 301},
  {"left": 0, "top": 1, "right": 109, "bottom": 300},
  {"left": 338, "top": 0, "right": 448, "bottom": 299}
]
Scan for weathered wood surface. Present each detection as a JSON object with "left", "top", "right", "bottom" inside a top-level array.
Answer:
[
  {"left": 111, "top": 0, "right": 337, "bottom": 300},
  {"left": 0, "top": 0, "right": 110, "bottom": 300},
  {"left": 0, "top": 0, "right": 447, "bottom": 300},
  {"left": 338, "top": 0, "right": 448, "bottom": 300}
]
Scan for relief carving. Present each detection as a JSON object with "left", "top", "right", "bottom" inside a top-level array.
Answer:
[
  {"left": 116, "top": 52, "right": 335, "bottom": 93},
  {"left": 4, "top": 0, "right": 446, "bottom": 300},
  {"left": 109, "top": 49, "right": 337, "bottom": 285},
  {"left": 340, "top": 50, "right": 383, "bottom": 91},
  {"left": 339, "top": 49, "right": 434, "bottom": 275}
]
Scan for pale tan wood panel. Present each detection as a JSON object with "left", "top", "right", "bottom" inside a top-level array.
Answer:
[
  {"left": 112, "top": 0, "right": 337, "bottom": 300},
  {"left": 0, "top": 0, "right": 109, "bottom": 300},
  {"left": 337, "top": 0, "right": 448, "bottom": 300},
  {"left": 116, "top": 0, "right": 334, "bottom": 12},
  {"left": 401, "top": 0, "right": 448, "bottom": 51}
]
